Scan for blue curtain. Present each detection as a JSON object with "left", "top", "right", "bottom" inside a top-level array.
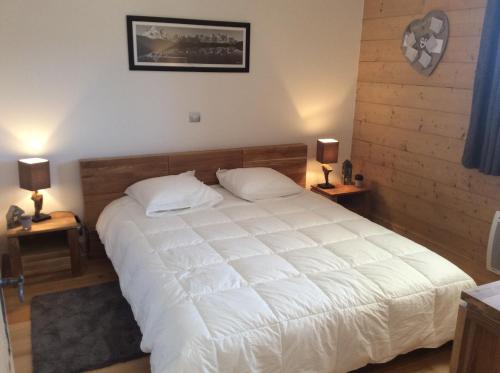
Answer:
[{"left": 462, "top": 0, "right": 500, "bottom": 175}]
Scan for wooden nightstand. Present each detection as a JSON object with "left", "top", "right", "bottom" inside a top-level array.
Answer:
[
  {"left": 7, "top": 211, "right": 82, "bottom": 277},
  {"left": 450, "top": 281, "right": 500, "bottom": 373},
  {"left": 311, "top": 184, "right": 371, "bottom": 218}
]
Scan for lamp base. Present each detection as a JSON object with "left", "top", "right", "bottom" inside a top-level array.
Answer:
[
  {"left": 317, "top": 183, "right": 335, "bottom": 189},
  {"left": 32, "top": 213, "right": 51, "bottom": 223}
]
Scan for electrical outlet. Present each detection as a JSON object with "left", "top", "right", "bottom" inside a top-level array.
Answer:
[{"left": 189, "top": 112, "right": 201, "bottom": 123}]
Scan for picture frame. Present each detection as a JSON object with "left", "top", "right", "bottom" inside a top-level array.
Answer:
[{"left": 127, "top": 15, "right": 250, "bottom": 72}]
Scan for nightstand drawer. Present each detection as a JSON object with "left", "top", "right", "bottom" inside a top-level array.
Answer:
[{"left": 311, "top": 185, "right": 371, "bottom": 218}]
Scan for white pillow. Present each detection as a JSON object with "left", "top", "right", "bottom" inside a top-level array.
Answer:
[
  {"left": 125, "top": 171, "right": 223, "bottom": 216},
  {"left": 216, "top": 167, "right": 303, "bottom": 201}
]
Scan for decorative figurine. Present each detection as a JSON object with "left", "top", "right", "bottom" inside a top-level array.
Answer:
[
  {"left": 6, "top": 205, "right": 25, "bottom": 229},
  {"left": 342, "top": 160, "right": 353, "bottom": 185}
]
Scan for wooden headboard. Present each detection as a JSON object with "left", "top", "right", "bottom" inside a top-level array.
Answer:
[{"left": 79, "top": 143, "right": 307, "bottom": 232}]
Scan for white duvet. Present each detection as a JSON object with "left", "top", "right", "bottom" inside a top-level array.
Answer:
[{"left": 97, "top": 186, "right": 475, "bottom": 373}]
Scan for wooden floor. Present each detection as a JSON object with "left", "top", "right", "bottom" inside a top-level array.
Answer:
[{"left": 5, "top": 247, "right": 452, "bottom": 373}]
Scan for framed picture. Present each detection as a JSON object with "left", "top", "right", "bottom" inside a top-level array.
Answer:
[{"left": 127, "top": 15, "right": 250, "bottom": 72}]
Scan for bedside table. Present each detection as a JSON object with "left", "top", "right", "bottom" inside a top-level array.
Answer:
[
  {"left": 311, "top": 184, "right": 371, "bottom": 218},
  {"left": 7, "top": 211, "right": 82, "bottom": 277},
  {"left": 450, "top": 281, "right": 500, "bottom": 373}
]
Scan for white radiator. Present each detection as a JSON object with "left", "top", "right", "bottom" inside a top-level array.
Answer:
[{"left": 487, "top": 211, "right": 500, "bottom": 275}]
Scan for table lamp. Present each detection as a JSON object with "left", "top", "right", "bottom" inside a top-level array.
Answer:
[
  {"left": 316, "top": 138, "right": 339, "bottom": 189},
  {"left": 18, "top": 158, "right": 51, "bottom": 222}
]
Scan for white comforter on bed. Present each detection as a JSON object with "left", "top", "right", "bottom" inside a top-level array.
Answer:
[{"left": 97, "top": 186, "right": 475, "bottom": 373}]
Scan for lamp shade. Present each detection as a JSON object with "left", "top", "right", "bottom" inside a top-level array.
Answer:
[
  {"left": 316, "top": 138, "right": 339, "bottom": 164},
  {"left": 18, "top": 158, "right": 51, "bottom": 191}
]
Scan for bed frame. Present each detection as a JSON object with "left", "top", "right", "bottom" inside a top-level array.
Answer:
[{"left": 79, "top": 143, "right": 308, "bottom": 256}]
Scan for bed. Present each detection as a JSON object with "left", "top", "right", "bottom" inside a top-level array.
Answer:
[{"left": 80, "top": 144, "right": 476, "bottom": 372}]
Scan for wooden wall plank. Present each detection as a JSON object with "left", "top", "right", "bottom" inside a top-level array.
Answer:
[
  {"left": 357, "top": 82, "right": 473, "bottom": 115},
  {"left": 372, "top": 202, "right": 479, "bottom": 263},
  {"left": 361, "top": 8, "right": 485, "bottom": 40},
  {"left": 360, "top": 37, "right": 481, "bottom": 63},
  {"left": 363, "top": 0, "right": 423, "bottom": 19},
  {"left": 352, "top": 139, "right": 500, "bottom": 202},
  {"left": 354, "top": 121, "right": 465, "bottom": 163},
  {"left": 355, "top": 102, "right": 468, "bottom": 139},
  {"left": 371, "top": 184, "right": 491, "bottom": 246},
  {"left": 358, "top": 62, "right": 475, "bottom": 89},
  {"left": 363, "top": 0, "right": 486, "bottom": 19},
  {"left": 354, "top": 159, "right": 499, "bottom": 223}
]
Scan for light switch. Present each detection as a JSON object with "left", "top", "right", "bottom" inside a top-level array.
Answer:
[{"left": 189, "top": 112, "right": 201, "bottom": 123}]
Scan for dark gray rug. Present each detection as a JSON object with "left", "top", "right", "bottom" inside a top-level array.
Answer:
[{"left": 31, "top": 281, "right": 147, "bottom": 373}]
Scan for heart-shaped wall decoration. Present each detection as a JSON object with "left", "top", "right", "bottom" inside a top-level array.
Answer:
[{"left": 401, "top": 10, "right": 449, "bottom": 76}]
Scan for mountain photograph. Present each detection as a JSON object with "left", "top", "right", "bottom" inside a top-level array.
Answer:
[{"left": 135, "top": 24, "right": 245, "bottom": 65}]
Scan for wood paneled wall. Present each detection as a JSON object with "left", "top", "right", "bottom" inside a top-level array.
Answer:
[{"left": 353, "top": 0, "right": 500, "bottom": 284}]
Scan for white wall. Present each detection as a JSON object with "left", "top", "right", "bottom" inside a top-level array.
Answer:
[{"left": 0, "top": 0, "right": 363, "bottom": 249}]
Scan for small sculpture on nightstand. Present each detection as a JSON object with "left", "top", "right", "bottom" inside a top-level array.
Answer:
[
  {"left": 342, "top": 160, "right": 353, "bottom": 185},
  {"left": 6, "top": 205, "right": 25, "bottom": 229}
]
